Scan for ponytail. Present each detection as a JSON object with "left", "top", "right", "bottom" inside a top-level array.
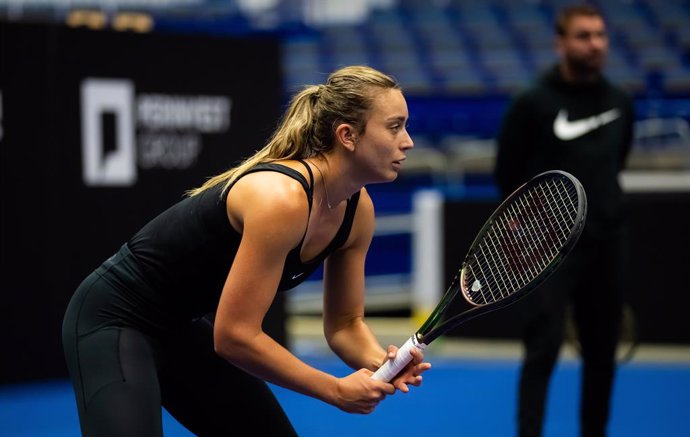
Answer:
[{"left": 186, "top": 66, "right": 399, "bottom": 197}]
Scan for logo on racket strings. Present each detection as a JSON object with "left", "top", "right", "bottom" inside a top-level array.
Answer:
[{"left": 502, "top": 193, "right": 560, "bottom": 275}]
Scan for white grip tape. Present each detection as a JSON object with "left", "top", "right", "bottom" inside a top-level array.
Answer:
[{"left": 371, "top": 335, "right": 427, "bottom": 382}]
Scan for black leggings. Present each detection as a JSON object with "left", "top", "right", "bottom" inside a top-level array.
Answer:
[{"left": 62, "top": 250, "right": 297, "bottom": 437}]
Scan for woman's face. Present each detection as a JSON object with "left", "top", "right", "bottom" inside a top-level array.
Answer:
[{"left": 353, "top": 88, "right": 414, "bottom": 183}]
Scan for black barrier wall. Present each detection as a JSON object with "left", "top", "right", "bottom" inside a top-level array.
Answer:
[
  {"left": 0, "top": 22, "right": 284, "bottom": 384},
  {"left": 442, "top": 192, "right": 690, "bottom": 344}
]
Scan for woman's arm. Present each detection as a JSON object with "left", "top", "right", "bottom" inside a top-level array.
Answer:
[
  {"left": 323, "top": 189, "right": 431, "bottom": 391},
  {"left": 322, "top": 189, "right": 384, "bottom": 369},
  {"left": 213, "top": 173, "right": 395, "bottom": 413}
]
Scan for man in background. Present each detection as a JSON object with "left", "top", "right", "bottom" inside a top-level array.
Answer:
[{"left": 493, "top": 5, "right": 635, "bottom": 437}]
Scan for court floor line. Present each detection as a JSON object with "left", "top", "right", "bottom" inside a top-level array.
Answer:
[{"left": 288, "top": 315, "right": 690, "bottom": 363}]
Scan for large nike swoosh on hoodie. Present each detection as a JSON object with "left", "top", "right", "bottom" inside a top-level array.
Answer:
[{"left": 553, "top": 108, "right": 621, "bottom": 141}]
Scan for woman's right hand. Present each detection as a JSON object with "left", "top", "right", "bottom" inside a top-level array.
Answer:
[{"left": 333, "top": 368, "right": 396, "bottom": 414}]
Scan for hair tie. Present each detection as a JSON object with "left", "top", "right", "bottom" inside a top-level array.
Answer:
[{"left": 312, "top": 84, "right": 327, "bottom": 101}]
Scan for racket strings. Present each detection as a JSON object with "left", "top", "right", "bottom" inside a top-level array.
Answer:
[
  {"left": 464, "top": 176, "right": 579, "bottom": 305},
  {"left": 466, "top": 200, "right": 547, "bottom": 302}
]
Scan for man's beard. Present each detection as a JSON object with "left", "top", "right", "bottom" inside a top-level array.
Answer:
[{"left": 566, "top": 52, "right": 606, "bottom": 77}]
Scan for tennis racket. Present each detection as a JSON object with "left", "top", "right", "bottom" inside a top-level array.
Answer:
[{"left": 372, "top": 170, "right": 587, "bottom": 382}]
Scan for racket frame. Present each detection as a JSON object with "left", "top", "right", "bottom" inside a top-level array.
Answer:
[
  {"left": 371, "top": 170, "right": 587, "bottom": 382},
  {"left": 422, "top": 170, "right": 587, "bottom": 344}
]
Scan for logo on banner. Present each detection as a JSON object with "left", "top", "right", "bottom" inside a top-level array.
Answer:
[{"left": 80, "top": 78, "right": 232, "bottom": 187}]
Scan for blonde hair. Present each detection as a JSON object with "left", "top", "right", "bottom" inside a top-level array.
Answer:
[{"left": 186, "top": 65, "right": 400, "bottom": 197}]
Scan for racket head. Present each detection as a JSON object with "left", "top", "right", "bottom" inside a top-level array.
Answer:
[
  {"left": 461, "top": 170, "right": 586, "bottom": 306},
  {"left": 422, "top": 170, "right": 587, "bottom": 343}
]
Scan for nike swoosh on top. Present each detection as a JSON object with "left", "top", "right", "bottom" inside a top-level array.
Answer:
[{"left": 553, "top": 108, "right": 621, "bottom": 141}]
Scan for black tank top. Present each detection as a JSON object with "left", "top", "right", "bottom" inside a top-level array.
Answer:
[{"left": 126, "top": 160, "right": 360, "bottom": 319}]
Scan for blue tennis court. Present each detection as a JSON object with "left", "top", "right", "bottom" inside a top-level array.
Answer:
[{"left": 2, "top": 352, "right": 688, "bottom": 437}]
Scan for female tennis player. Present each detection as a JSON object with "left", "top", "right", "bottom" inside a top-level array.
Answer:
[{"left": 62, "top": 65, "right": 431, "bottom": 437}]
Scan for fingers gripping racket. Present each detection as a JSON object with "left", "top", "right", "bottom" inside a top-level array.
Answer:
[{"left": 372, "top": 170, "right": 587, "bottom": 382}]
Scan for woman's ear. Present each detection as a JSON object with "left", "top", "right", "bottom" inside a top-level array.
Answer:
[{"left": 335, "top": 123, "right": 358, "bottom": 152}]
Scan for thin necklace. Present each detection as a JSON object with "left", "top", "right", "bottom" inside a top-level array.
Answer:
[{"left": 311, "top": 160, "right": 335, "bottom": 210}]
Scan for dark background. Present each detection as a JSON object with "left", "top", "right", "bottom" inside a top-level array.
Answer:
[
  {"left": 442, "top": 193, "right": 690, "bottom": 343},
  {"left": 0, "top": 21, "right": 284, "bottom": 384}
]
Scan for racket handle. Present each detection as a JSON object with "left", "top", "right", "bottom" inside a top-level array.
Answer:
[{"left": 371, "top": 335, "right": 427, "bottom": 382}]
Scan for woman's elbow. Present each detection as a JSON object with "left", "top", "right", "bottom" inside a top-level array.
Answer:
[{"left": 213, "top": 326, "right": 249, "bottom": 361}]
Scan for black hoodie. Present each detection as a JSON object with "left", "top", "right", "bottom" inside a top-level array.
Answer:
[{"left": 494, "top": 65, "right": 635, "bottom": 237}]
